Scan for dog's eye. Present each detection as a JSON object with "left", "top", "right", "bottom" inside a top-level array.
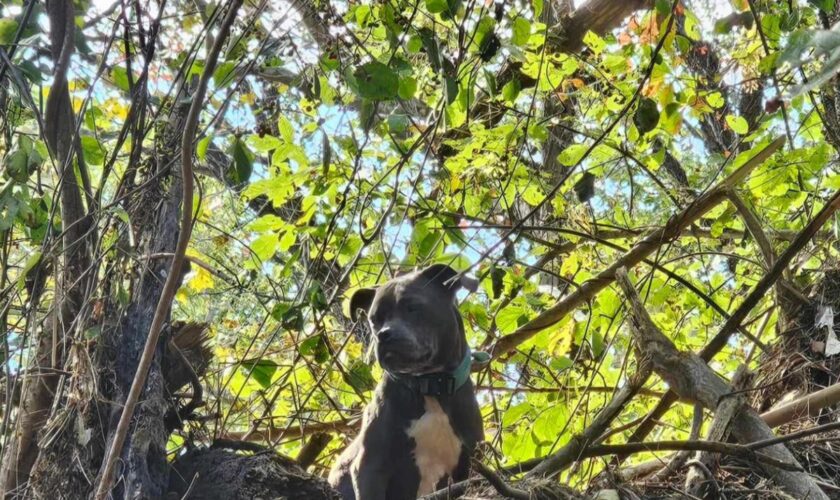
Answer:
[{"left": 404, "top": 302, "right": 422, "bottom": 314}]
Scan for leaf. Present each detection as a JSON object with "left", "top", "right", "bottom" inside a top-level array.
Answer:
[
  {"left": 0, "top": 18, "right": 19, "bottom": 46},
  {"left": 242, "top": 359, "right": 278, "bottom": 389},
  {"left": 250, "top": 233, "right": 278, "bottom": 261},
  {"left": 228, "top": 138, "right": 254, "bottom": 184},
  {"left": 684, "top": 11, "right": 702, "bottom": 41},
  {"left": 426, "top": 0, "right": 460, "bottom": 17},
  {"left": 633, "top": 98, "right": 660, "bottom": 134},
  {"left": 80, "top": 136, "right": 106, "bottom": 166},
  {"left": 583, "top": 31, "right": 606, "bottom": 55},
  {"left": 344, "top": 360, "right": 377, "bottom": 392},
  {"left": 574, "top": 172, "right": 595, "bottom": 202},
  {"left": 557, "top": 144, "right": 588, "bottom": 167},
  {"left": 502, "top": 79, "right": 520, "bottom": 103},
  {"left": 809, "top": 0, "right": 836, "bottom": 12},
  {"left": 187, "top": 266, "right": 214, "bottom": 292},
  {"left": 496, "top": 304, "right": 527, "bottom": 334},
  {"left": 278, "top": 116, "right": 295, "bottom": 143},
  {"left": 278, "top": 230, "right": 296, "bottom": 252},
  {"left": 426, "top": 0, "right": 448, "bottom": 13},
  {"left": 777, "top": 27, "right": 840, "bottom": 98},
  {"left": 353, "top": 61, "right": 399, "bottom": 100},
  {"left": 706, "top": 91, "right": 725, "bottom": 109},
  {"left": 512, "top": 17, "right": 531, "bottom": 46},
  {"left": 111, "top": 66, "right": 130, "bottom": 92},
  {"left": 300, "top": 334, "right": 330, "bottom": 363},
  {"left": 726, "top": 114, "right": 749, "bottom": 135},
  {"left": 398, "top": 76, "right": 417, "bottom": 100},
  {"left": 4, "top": 148, "right": 29, "bottom": 182},
  {"left": 213, "top": 61, "right": 237, "bottom": 88}
]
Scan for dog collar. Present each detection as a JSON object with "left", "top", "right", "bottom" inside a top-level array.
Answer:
[{"left": 389, "top": 348, "right": 489, "bottom": 397}]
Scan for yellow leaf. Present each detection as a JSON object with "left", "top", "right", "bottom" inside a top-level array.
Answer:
[
  {"left": 560, "top": 253, "right": 579, "bottom": 276},
  {"left": 188, "top": 266, "right": 214, "bottom": 292}
]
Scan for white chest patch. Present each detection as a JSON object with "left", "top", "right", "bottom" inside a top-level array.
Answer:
[{"left": 406, "top": 397, "right": 463, "bottom": 496}]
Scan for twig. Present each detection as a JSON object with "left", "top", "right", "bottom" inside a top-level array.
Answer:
[{"left": 472, "top": 460, "right": 530, "bottom": 500}]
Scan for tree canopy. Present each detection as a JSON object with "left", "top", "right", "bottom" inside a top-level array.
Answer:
[{"left": 3, "top": 0, "right": 840, "bottom": 498}]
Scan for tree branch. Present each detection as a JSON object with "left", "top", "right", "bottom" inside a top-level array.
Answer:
[
  {"left": 93, "top": 2, "right": 244, "bottom": 498},
  {"left": 615, "top": 267, "right": 828, "bottom": 500},
  {"left": 491, "top": 137, "right": 785, "bottom": 357}
]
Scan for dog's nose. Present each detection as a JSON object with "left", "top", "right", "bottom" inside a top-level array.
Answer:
[{"left": 377, "top": 327, "right": 394, "bottom": 343}]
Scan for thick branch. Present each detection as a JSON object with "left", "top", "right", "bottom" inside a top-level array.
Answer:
[
  {"left": 615, "top": 267, "right": 828, "bottom": 500},
  {"left": 491, "top": 137, "right": 785, "bottom": 357},
  {"left": 93, "top": 2, "right": 244, "bottom": 498},
  {"left": 621, "top": 180, "right": 840, "bottom": 453}
]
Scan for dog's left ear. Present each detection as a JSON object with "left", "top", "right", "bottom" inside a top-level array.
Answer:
[
  {"left": 348, "top": 288, "right": 377, "bottom": 322},
  {"left": 419, "top": 264, "right": 479, "bottom": 294}
]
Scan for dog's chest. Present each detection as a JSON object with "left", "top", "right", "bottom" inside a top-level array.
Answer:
[{"left": 405, "top": 396, "right": 462, "bottom": 496}]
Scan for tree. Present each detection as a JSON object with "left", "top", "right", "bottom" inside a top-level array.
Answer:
[{"left": 3, "top": 0, "right": 840, "bottom": 498}]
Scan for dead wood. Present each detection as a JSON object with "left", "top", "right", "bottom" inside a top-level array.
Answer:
[
  {"left": 615, "top": 266, "right": 829, "bottom": 500},
  {"left": 167, "top": 448, "right": 339, "bottom": 500}
]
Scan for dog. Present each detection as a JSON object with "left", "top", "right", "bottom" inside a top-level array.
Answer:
[{"left": 328, "top": 264, "right": 484, "bottom": 500}]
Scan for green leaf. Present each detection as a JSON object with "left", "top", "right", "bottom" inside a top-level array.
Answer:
[
  {"left": 398, "top": 76, "right": 417, "bottom": 100},
  {"left": 278, "top": 116, "right": 294, "bottom": 143},
  {"left": 557, "top": 144, "right": 588, "bottom": 167},
  {"left": 583, "top": 31, "right": 606, "bottom": 55},
  {"left": 242, "top": 359, "right": 277, "bottom": 389},
  {"left": 426, "top": 0, "right": 448, "bottom": 13},
  {"left": 777, "top": 28, "right": 840, "bottom": 98},
  {"left": 4, "top": 148, "right": 29, "bottom": 182},
  {"left": 512, "top": 17, "right": 531, "bottom": 46},
  {"left": 502, "top": 79, "right": 521, "bottom": 103},
  {"left": 633, "top": 98, "right": 660, "bottom": 134},
  {"left": 426, "top": 0, "right": 460, "bottom": 17},
  {"left": 684, "top": 11, "right": 702, "bottom": 41},
  {"left": 706, "top": 91, "right": 725, "bottom": 109},
  {"left": 197, "top": 136, "right": 211, "bottom": 161},
  {"left": 496, "top": 304, "right": 528, "bottom": 334},
  {"left": 111, "top": 66, "right": 130, "bottom": 92},
  {"left": 300, "top": 334, "right": 330, "bottom": 363},
  {"left": 353, "top": 61, "right": 399, "bottom": 100},
  {"left": 0, "top": 18, "right": 19, "bottom": 46},
  {"left": 228, "top": 138, "right": 254, "bottom": 184},
  {"left": 809, "top": 0, "right": 836, "bottom": 12},
  {"left": 726, "top": 114, "right": 749, "bottom": 135},
  {"left": 250, "top": 232, "right": 278, "bottom": 261},
  {"left": 213, "top": 61, "right": 237, "bottom": 88},
  {"left": 343, "top": 360, "right": 377, "bottom": 392},
  {"left": 80, "top": 136, "right": 106, "bottom": 166}
]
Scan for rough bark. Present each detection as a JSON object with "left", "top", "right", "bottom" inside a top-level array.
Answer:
[
  {"left": 615, "top": 267, "right": 828, "bottom": 500},
  {"left": 1, "top": 0, "right": 93, "bottom": 495},
  {"left": 167, "top": 448, "right": 339, "bottom": 500}
]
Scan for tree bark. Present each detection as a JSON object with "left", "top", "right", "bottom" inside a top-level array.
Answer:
[
  {"left": 615, "top": 267, "right": 828, "bottom": 500},
  {"left": 1, "top": 0, "right": 93, "bottom": 495}
]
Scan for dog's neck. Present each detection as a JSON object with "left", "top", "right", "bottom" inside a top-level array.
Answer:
[{"left": 385, "top": 347, "right": 472, "bottom": 397}]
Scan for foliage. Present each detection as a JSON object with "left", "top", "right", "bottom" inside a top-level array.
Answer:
[{"left": 2, "top": 0, "right": 840, "bottom": 494}]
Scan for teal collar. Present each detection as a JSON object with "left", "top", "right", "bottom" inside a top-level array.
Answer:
[{"left": 388, "top": 347, "right": 489, "bottom": 397}]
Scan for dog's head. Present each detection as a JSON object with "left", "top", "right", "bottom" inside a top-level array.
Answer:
[{"left": 349, "top": 264, "right": 478, "bottom": 375}]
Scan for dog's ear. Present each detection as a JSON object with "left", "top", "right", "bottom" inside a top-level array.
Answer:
[
  {"left": 349, "top": 288, "right": 377, "bottom": 322},
  {"left": 419, "top": 264, "right": 479, "bottom": 294}
]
